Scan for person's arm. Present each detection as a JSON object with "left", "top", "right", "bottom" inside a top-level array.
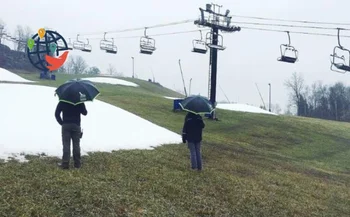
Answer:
[
  {"left": 182, "top": 120, "right": 188, "bottom": 143},
  {"left": 55, "top": 102, "right": 63, "bottom": 125},
  {"left": 80, "top": 103, "right": 87, "bottom": 116}
]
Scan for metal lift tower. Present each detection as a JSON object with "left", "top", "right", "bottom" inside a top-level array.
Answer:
[{"left": 194, "top": 3, "right": 240, "bottom": 119}]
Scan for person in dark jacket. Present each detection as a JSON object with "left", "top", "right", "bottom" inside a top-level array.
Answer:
[
  {"left": 182, "top": 112, "right": 205, "bottom": 171},
  {"left": 55, "top": 101, "right": 87, "bottom": 169}
]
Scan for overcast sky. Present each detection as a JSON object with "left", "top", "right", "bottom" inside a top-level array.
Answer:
[{"left": 1, "top": 0, "right": 350, "bottom": 112}]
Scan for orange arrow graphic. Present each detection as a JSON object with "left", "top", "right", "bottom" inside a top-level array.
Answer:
[{"left": 45, "top": 51, "right": 69, "bottom": 71}]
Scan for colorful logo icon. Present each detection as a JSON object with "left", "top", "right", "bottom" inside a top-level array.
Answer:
[{"left": 27, "top": 28, "right": 70, "bottom": 73}]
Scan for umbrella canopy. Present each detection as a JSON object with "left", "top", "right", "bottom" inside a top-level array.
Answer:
[
  {"left": 179, "top": 95, "right": 215, "bottom": 114},
  {"left": 55, "top": 78, "right": 100, "bottom": 105}
]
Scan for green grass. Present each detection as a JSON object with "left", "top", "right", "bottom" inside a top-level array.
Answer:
[{"left": 1, "top": 73, "right": 350, "bottom": 216}]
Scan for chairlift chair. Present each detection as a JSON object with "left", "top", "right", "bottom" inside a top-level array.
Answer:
[
  {"left": 57, "top": 39, "right": 72, "bottom": 51},
  {"left": 106, "top": 43, "right": 118, "bottom": 54},
  {"left": 82, "top": 39, "right": 92, "bottom": 52},
  {"left": 140, "top": 28, "right": 156, "bottom": 55},
  {"left": 73, "top": 34, "right": 86, "bottom": 51},
  {"left": 67, "top": 38, "right": 73, "bottom": 50},
  {"left": 100, "top": 33, "right": 117, "bottom": 54},
  {"left": 277, "top": 31, "right": 298, "bottom": 63},
  {"left": 100, "top": 33, "right": 114, "bottom": 51},
  {"left": 205, "top": 31, "right": 226, "bottom": 50},
  {"left": 192, "top": 30, "right": 207, "bottom": 54},
  {"left": 330, "top": 28, "right": 350, "bottom": 73}
]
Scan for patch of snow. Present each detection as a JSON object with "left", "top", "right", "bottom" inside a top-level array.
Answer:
[
  {"left": 164, "top": 96, "right": 183, "bottom": 100},
  {"left": 82, "top": 77, "right": 138, "bottom": 87},
  {"left": 0, "top": 83, "right": 181, "bottom": 162},
  {"left": 217, "top": 103, "right": 277, "bottom": 115},
  {"left": 0, "top": 68, "right": 34, "bottom": 83}
]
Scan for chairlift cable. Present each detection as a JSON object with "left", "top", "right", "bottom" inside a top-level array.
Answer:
[
  {"left": 234, "top": 21, "right": 350, "bottom": 31},
  {"left": 72, "top": 29, "right": 211, "bottom": 41},
  {"left": 76, "top": 19, "right": 195, "bottom": 37},
  {"left": 231, "top": 14, "right": 350, "bottom": 26},
  {"left": 240, "top": 26, "right": 350, "bottom": 38}
]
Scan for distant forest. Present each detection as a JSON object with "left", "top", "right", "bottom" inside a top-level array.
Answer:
[{"left": 285, "top": 72, "right": 350, "bottom": 122}]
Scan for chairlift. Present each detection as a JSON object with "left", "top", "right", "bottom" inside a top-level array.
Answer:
[
  {"left": 67, "top": 38, "right": 73, "bottom": 50},
  {"left": 140, "top": 27, "right": 156, "bottom": 55},
  {"left": 57, "top": 38, "right": 73, "bottom": 50},
  {"left": 73, "top": 35, "right": 91, "bottom": 52},
  {"left": 100, "top": 33, "right": 117, "bottom": 54},
  {"left": 73, "top": 34, "right": 86, "bottom": 51},
  {"left": 330, "top": 28, "right": 350, "bottom": 73},
  {"left": 105, "top": 38, "right": 117, "bottom": 54},
  {"left": 82, "top": 39, "right": 92, "bottom": 52},
  {"left": 205, "top": 31, "right": 226, "bottom": 50},
  {"left": 277, "top": 31, "right": 298, "bottom": 63},
  {"left": 192, "top": 30, "right": 207, "bottom": 54}
]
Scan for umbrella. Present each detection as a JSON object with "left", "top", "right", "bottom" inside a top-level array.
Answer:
[
  {"left": 179, "top": 95, "right": 215, "bottom": 114},
  {"left": 55, "top": 78, "right": 100, "bottom": 105}
]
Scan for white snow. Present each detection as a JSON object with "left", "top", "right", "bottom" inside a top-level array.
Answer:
[
  {"left": 164, "top": 96, "right": 183, "bottom": 100},
  {"left": 216, "top": 103, "right": 277, "bottom": 115},
  {"left": 0, "top": 83, "right": 181, "bottom": 162},
  {"left": 0, "top": 68, "right": 34, "bottom": 83},
  {"left": 82, "top": 77, "right": 138, "bottom": 87}
]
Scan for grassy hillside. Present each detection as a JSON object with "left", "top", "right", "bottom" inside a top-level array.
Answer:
[{"left": 1, "top": 73, "right": 350, "bottom": 217}]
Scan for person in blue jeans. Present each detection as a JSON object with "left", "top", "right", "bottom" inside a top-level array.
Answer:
[{"left": 182, "top": 112, "right": 205, "bottom": 171}]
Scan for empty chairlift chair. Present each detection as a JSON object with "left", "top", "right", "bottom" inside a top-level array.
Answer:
[
  {"left": 73, "top": 34, "right": 87, "bottom": 51},
  {"left": 100, "top": 33, "right": 117, "bottom": 54},
  {"left": 277, "top": 31, "right": 298, "bottom": 63},
  {"left": 67, "top": 38, "right": 73, "bottom": 50},
  {"left": 73, "top": 34, "right": 92, "bottom": 52},
  {"left": 140, "top": 28, "right": 156, "bottom": 55},
  {"left": 205, "top": 31, "right": 226, "bottom": 50},
  {"left": 192, "top": 30, "right": 207, "bottom": 54},
  {"left": 57, "top": 38, "right": 73, "bottom": 51},
  {"left": 330, "top": 28, "right": 350, "bottom": 73},
  {"left": 82, "top": 39, "right": 92, "bottom": 52}
]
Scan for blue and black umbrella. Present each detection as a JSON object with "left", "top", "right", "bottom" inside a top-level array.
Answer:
[
  {"left": 179, "top": 95, "right": 215, "bottom": 114},
  {"left": 55, "top": 78, "right": 100, "bottom": 105}
]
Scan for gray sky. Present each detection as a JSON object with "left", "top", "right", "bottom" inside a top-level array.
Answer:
[{"left": 2, "top": 0, "right": 350, "bottom": 112}]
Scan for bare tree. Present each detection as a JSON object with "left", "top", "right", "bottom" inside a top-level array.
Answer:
[
  {"left": 284, "top": 72, "right": 305, "bottom": 116},
  {"left": 107, "top": 64, "right": 117, "bottom": 75},
  {"left": 14, "top": 25, "right": 24, "bottom": 51},
  {"left": 12, "top": 25, "right": 33, "bottom": 52},
  {"left": 271, "top": 104, "right": 282, "bottom": 114},
  {"left": 64, "top": 56, "right": 75, "bottom": 74},
  {"left": 73, "top": 56, "right": 88, "bottom": 74},
  {"left": 0, "top": 19, "right": 5, "bottom": 45}
]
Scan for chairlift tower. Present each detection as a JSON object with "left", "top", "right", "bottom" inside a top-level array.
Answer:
[{"left": 194, "top": 3, "right": 240, "bottom": 119}]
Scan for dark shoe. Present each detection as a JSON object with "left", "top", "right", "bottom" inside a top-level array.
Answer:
[
  {"left": 74, "top": 163, "right": 81, "bottom": 169},
  {"left": 57, "top": 162, "right": 69, "bottom": 169}
]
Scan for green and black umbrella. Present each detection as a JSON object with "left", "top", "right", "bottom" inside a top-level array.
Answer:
[
  {"left": 55, "top": 79, "right": 100, "bottom": 105},
  {"left": 179, "top": 95, "right": 215, "bottom": 114}
]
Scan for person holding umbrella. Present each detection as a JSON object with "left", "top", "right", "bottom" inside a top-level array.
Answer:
[
  {"left": 54, "top": 79, "right": 100, "bottom": 169},
  {"left": 180, "top": 95, "right": 214, "bottom": 171}
]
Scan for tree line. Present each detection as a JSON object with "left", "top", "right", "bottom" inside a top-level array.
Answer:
[
  {"left": 285, "top": 72, "right": 350, "bottom": 122},
  {"left": 58, "top": 56, "right": 123, "bottom": 77}
]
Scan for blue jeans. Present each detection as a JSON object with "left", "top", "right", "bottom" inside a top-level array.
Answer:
[{"left": 188, "top": 142, "right": 202, "bottom": 170}]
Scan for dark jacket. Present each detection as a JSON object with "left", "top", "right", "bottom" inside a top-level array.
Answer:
[
  {"left": 55, "top": 101, "right": 87, "bottom": 126},
  {"left": 182, "top": 112, "right": 205, "bottom": 143}
]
